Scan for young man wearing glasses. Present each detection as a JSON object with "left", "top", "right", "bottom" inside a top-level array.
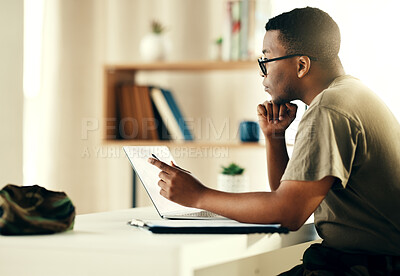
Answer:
[{"left": 149, "top": 7, "right": 400, "bottom": 274}]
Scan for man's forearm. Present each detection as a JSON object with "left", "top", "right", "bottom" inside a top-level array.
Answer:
[
  {"left": 266, "top": 135, "right": 289, "bottom": 191},
  {"left": 195, "top": 176, "right": 335, "bottom": 230},
  {"left": 197, "top": 188, "right": 284, "bottom": 224}
]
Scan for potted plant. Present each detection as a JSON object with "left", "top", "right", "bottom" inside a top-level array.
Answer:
[
  {"left": 139, "top": 20, "right": 171, "bottom": 62},
  {"left": 217, "top": 163, "right": 249, "bottom": 193},
  {"left": 214, "top": 36, "right": 223, "bottom": 60}
]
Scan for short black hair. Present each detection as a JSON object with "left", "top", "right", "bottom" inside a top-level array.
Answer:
[{"left": 265, "top": 7, "right": 340, "bottom": 61}]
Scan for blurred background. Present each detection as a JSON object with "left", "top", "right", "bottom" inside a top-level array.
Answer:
[{"left": 1, "top": 0, "right": 399, "bottom": 214}]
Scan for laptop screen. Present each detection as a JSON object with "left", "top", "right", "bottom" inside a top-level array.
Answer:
[{"left": 123, "top": 146, "right": 200, "bottom": 215}]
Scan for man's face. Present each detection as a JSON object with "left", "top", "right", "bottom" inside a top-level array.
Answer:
[{"left": 261, "top": 31, "right": 299, "bottom": 104}]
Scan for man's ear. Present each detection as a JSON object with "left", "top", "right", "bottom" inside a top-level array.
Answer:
[{"left": 297, "top": 56, "right": 311, "bottom": 78}]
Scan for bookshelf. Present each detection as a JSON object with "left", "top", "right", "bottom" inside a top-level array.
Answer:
[{"left": 103, "top": 60, "right": 262, "bottom": 147}]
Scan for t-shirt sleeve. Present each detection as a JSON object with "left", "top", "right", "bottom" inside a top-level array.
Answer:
[{"left": 281, "top": 106, "right": 362, "bottom": 188}]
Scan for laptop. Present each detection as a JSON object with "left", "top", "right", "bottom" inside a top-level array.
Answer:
[{"left": 123, "top": 146, "right": 229, "bottom": 220}]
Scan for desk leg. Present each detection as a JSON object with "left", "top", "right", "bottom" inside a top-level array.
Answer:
[{"left": 132, "top": 169, "right": 136, "bottom": 207}]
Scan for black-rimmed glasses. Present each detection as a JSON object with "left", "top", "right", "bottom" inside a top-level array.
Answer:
[{"left": 258, "top": 54, "right": 318, "bottom": 76}]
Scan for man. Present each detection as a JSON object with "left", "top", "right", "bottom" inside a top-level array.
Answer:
[{"left": 149, "top": 7, "right": 400, "bottom": 275}]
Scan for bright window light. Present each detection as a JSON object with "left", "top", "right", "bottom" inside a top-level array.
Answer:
[
  {"left": 23, "top": 0, "right": 45, "bottom": 186},
  {"left": 23, "top": 0, "right": 44, "bottom": 99}
]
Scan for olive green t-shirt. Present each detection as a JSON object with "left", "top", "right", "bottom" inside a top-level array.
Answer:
[{"left": 282, "top": 75, "right": 400, "bottom": 255}]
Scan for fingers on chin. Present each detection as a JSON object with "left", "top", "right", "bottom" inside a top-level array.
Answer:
[{"left": 160, "top": 189, "right": 168, "bottom": 198}]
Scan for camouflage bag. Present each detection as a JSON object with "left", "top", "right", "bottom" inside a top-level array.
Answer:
[{"left": 0, "top": 184, "right": 75, "bottom": 235}]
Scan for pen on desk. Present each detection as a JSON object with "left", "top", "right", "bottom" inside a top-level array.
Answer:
[{"left": 127, "top": 218, "right": 146, "bottom": 227}]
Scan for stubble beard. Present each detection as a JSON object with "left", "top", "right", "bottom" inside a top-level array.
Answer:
[{"left": 272, "top": 85, "right": 297, "bottom": 105}]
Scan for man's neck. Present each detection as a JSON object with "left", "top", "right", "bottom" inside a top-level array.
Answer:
[{"left": 302, "top": 65, "right": 345, "bottom": 105}]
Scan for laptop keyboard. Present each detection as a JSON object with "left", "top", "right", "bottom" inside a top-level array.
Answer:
[{"left": 182, "top": 211, "right": 220, "bottom": 217}]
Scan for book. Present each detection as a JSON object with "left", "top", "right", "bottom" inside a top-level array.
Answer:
[
  {"left": 222, "top": 1, "right": 233, "bottom": 61},
  {"left": 240, "top": 0, "right": 249, "bottom": 60},
  {"left": 117, "top": 83, "right": 159, "bottom": 140},
  {"left": 223, "top": 0, "right": 257, "bottom": 61},
  {"left": 117, "top": 82, "right": 138, "bottom": 139},
  {"left": 246, "top": 0, "right": 256, "bottom": 59},
  {"left": 160, "top": 88, "right": 194, "bottom": 141},
  {"left": 136, "top": 86, "right": 159, "bottom": 140},
  {"left": 150, "top": 87, "right": 185, "bottom": 141},
  {"left": 230, "top": 1, "right": 241, "bottom": 61},
  {"left": 132, "top": 85, "right": 144, "bottom": 139},
  {"left": 149, "top": 89, "right": 171, "bottom": 140}
]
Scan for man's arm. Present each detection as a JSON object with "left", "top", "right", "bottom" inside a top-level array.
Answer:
[
  {"left": 266, "top": 135, "right": 288, "bottom": 191},
  {"left": 149, "top": 158, "right": 334, "bottom": 230},
  {"left": 198, "top": 177, "right": 335, "bottom": 230},
  {"left": 257, "top": 101, "right": 297, "bottom": 191}
]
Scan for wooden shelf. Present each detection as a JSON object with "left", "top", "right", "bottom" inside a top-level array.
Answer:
[
  {"left": 103, "top": 140, "right": 265, "bottom": 148},
  {"left": 103, "top": 60, "right": 259, "bottom": 146},
  {"left": 105, "top": 60, "right": 258, "bottom": 72}
]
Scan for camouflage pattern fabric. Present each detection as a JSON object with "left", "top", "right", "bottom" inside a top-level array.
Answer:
[{"left": 0, "top": 184, "right": 75, "bottom": 235}]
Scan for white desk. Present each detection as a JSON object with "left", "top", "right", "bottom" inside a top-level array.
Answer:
[{"left": 0, "top": 207, "right": 320, "bottom": 276}]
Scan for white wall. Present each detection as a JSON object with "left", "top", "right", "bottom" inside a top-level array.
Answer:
[{"left": 0, "top": 0, "right": 23, "bottom": 188}]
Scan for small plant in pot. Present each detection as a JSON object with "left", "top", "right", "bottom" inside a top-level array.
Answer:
[
  {"left": 217, "top": 163, "right": 249, "bottom": 193},
  {"left": 139, "top": 20, "right": 171, "bottom": 62},
  {"left": 214, "top": 36, "right": 223, "bottom": 60}
]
